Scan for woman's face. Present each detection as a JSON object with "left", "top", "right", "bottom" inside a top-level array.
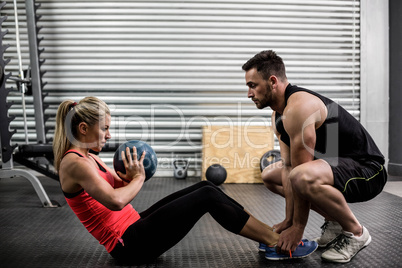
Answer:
[{"left": 86, "top": 114, "right": 112, "bottom": 152}]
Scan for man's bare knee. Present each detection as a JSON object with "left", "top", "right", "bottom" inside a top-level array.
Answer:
[
  {"left": 261, "top": 161, "right": 282, "bottom": 185},
  {"left": 289, "top": 166, "right": 320, "bottom": 197}
]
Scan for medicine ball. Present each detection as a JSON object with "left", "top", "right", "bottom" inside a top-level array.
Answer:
[
  {"left": 205, "top": 164, "right": 227, "bottom": 186},
  {"left": 260, "top": 149, "right": 281, "bottom": 171},
  {"left": 113, "top": 140, "right": 158, "bottom": 181}
]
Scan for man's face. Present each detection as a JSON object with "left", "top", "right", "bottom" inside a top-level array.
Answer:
[{"left": 245, "top": 68, "right": 273, "bottom": 109}]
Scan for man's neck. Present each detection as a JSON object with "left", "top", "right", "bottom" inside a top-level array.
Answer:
[{"left": 271, "top": 82, "right": 289, "bottom": 114}]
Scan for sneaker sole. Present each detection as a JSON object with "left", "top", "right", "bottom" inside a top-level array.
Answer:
[
  {"left": 265, "top": 243, "right": 318, "bottom": 261},
  {"left": 321, "top": 235, "right": 372, "bottom": 263}
]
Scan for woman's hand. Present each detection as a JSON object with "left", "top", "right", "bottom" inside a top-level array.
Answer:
[{"left": 116, "top": 146, "right": 146, "bottom": 183}]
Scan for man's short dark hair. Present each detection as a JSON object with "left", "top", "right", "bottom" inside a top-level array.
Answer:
[{"left": 242, "top": 50, "right": 287, "bottom": 81}]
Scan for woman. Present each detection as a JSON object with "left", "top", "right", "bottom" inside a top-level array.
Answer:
[{"left": 53, "top": 96, "right": 317, "bottom": 264}]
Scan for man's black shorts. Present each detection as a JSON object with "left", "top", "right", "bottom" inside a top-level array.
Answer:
[{"left": 323, "top": 157, "right": 387, "bottom": 203}]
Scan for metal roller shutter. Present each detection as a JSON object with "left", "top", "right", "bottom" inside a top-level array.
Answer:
[{"left": 2, "top": 0, "right": 360, "bottom": 177}]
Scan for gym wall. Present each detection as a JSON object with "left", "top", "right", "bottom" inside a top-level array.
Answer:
[
  {"left": 2, "top": 0, "right": 361, "bottom": 177},
  {"left": 389, "top": 0, "right": 402, "bottom": 176}
]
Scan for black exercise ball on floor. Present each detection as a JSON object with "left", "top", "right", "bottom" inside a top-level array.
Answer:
[{"left": 205, "top": 164, "right": 227, "bottom": 186}]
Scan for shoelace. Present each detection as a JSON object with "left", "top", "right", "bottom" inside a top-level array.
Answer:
[
  {"left": 267, "top": 240, "right": 305, "bottom": 258},
  {"left": 288, "top": 240, "right": 304, "bottom": 258},
  {"left": 331, "top": 234, "right": 350, "bottom": 252},
  {"left": 320, "top": 221, "right": 329, "bottom": 235}
]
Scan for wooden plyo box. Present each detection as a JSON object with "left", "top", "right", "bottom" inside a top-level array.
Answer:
[{"left": 202, "top": 125, "right": 274, "bottom": 183}]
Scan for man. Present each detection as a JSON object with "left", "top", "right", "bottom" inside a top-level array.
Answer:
[{"left": 242, "top": 50, "right": 387, "bottom": 263}]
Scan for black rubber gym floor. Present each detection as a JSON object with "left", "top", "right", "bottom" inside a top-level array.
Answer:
[{"left": 1, "top": 172, "right": 401, "bottom": 268}]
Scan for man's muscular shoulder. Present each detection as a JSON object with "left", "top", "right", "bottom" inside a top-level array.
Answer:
[{"left": 283, "top": 92, "right": 327, "bottom": 133}]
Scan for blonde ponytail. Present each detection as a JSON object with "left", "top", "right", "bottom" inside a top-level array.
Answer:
[{"left": 53, "top": 100, "right": 75, "bottom": 172}]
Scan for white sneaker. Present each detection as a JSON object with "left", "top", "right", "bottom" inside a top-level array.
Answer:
[
  {"left": 313, "top": 221, "right": 342, "bottom": 248},
  {"left": 321, "top": 226, "right": 371, "bottom": 263}
]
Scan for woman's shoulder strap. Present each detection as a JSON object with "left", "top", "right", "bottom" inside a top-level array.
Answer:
[{"left": 64, "top": 149, "right": 85, "bottom": 158}]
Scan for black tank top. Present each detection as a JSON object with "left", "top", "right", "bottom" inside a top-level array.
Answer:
[{"left": 275, "top": 84, "right": 384, "bottom": 164}]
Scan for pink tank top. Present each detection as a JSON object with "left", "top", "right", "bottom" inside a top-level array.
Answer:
[{"left": 62, "top": 149, "right": 140, "bottom": 252}]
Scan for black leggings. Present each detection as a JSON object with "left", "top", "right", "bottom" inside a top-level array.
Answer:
[{"left": 110, "top": 181, "right": 250, "bottom": 264}]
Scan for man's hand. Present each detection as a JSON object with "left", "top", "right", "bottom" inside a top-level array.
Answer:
[
  {"left": 277, "top": 225, "right": 304, "bottom": 253},
  {"left": 273, "top": 219, "right": 292, "bottom": 234}
]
